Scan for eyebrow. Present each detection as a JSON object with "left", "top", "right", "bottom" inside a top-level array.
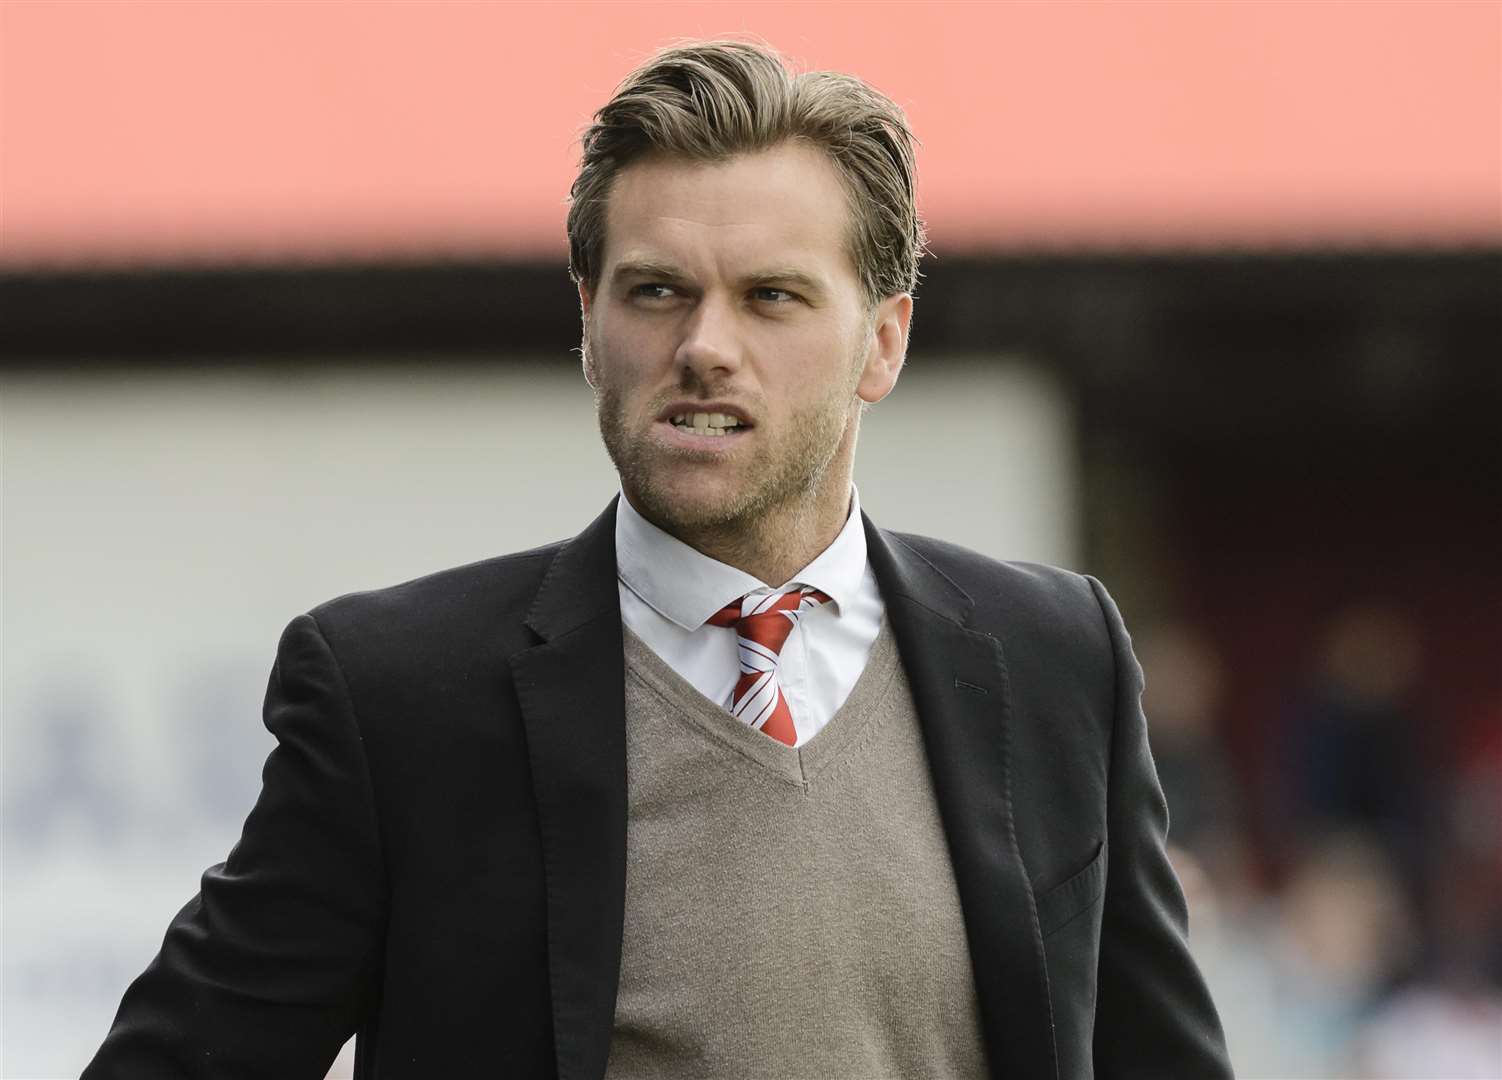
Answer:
[
  {"left": 609, "top": 259, "right": 685, "bottom": 285},
  {"left": 608, "top": 259, "right": 830, "bottom": 299},
  {"left": 744, "top": 267, "right": 829, "bottom": 298}
]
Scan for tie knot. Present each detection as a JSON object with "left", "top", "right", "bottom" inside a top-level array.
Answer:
[{"left": 707, "top": 586, "right": 831, "bottom": 631}]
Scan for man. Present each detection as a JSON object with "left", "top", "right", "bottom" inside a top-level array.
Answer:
[{"left": 87, "top": 40, "right": 1232, "bottom": 1079}]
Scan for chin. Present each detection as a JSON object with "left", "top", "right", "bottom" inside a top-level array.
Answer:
[{"left": 631, "top": 474, "right": 754, "bottom": 534}]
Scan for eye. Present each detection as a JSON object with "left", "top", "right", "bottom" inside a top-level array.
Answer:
[
  {"left": 752, "top": 286, "right": 797, "bottom": 304},
  {"left": 630, "top": 283, "right": 677, "bottom": 301}
]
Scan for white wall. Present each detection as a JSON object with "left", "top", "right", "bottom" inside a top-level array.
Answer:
[{"left": 1, "top": 355, "right": 1076, "bottom": 1077}]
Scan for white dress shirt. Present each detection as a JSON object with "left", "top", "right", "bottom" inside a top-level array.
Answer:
[{"left": 615, "top": 488, "right": 886, "bottom": 748}]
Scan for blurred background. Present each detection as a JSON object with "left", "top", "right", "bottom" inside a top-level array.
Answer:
[{"left": 1, "top": 2, "right": 1498, "bottom": 1077}]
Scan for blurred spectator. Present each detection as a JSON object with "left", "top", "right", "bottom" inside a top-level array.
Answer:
[
  {"left": 1353, "top": 982, "right": 1502, "bottom": 1079},
  {"left": 1350, "top": 727, "right": 1502, "bottom": 1078},
  {"left": 1191, "top": 831, "right": 1419, "bottom": 1078},
  {"left": 1278, "top": 831, "right": 1417, "bottom": 1004},
  {"left": 1277, "top": 602, "right": 1436, "bottom": 903},
  {"left": 1432, "top": 711, "right": 1502, "bottom": 988},
  {"left": 1188, "top": 609, "right": 1502, "bottom": 1079}
]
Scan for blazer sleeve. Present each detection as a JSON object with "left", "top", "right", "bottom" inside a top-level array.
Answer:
[
  {"left": 1087, "top": 577, "right": 1235, "bottom": 1079},
  {"left": 83, "top": 614, "right": 386, "bottom": 1079}
]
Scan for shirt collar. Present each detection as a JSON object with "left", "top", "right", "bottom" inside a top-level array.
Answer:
[{"left": 615, "top": 487, "right": 869, "bottom": 631}]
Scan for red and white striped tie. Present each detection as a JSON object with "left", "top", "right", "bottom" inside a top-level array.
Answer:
[{"left": 707, "top": 586, "right": 831, "bottom": 746}]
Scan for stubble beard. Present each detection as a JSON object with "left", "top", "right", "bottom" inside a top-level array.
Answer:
[{"left": 595, "top": 377, "right": 856, "bottom": 545}]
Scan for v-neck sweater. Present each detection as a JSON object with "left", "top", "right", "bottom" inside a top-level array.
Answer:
[{"left": 604, "top": 622, "right": 988, "bottom": 1080}]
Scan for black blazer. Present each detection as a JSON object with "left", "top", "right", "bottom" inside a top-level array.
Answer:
[{"left": 86, "top": 500, "right": 1232, "bottom": 1079}]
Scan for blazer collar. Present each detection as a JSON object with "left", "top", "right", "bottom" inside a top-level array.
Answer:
[
  {"left": 865, "top": 516, "right": 1060, "bottom": 1080},
  {"left": 523, "top": 497, "right": 621, "bottom": 642},
  {"left": 861, "top": 512, "right": 974, "bottom": 626}
]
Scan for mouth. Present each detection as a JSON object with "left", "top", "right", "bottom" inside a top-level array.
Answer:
[
  {"left": 654, "top": 404, "right": 754, "bottom": 449},
  {"left": 666, "top": 410, "right": 746, "bottom": 437}
]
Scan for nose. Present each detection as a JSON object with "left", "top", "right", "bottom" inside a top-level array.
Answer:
[{"left": 674, "top": 292, "right": 742, "bottom": 384}]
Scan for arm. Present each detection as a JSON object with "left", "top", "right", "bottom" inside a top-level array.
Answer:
[
  {"left": 84, "top": 614, "right": 386, "bottom": 1079},
  {"left": 1087, "top": 577, "right": 1234, "bottom": 1079}
]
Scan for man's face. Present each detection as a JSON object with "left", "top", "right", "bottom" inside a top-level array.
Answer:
[{"left": 581, "top": 140, "right": 909, "bottom": 538}]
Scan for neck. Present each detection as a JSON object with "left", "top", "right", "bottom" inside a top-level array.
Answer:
[
  {"left": 628, "top": 462, "right": 854, "bottom": 588},
  {"left": 679, "top": 479, "right": 852, "bottom": 588}
]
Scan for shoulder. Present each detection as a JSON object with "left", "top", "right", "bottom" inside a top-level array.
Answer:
[
  {"left": 301, "top": 540, "right": 566, "bottom": 671},
  {"left": 880, "top": 528, "right": 1116, "bottom": 668},
  {"left": 883, "top": 529, "right": 1103, "bottom": 622}
]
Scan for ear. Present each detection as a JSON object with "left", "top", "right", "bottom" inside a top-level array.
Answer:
[
  {"left": 578, "top": 280, "right": 599, "bottom": 389},
  {"left": 856, "top": 292, "right": 912, "bottom": 405}
]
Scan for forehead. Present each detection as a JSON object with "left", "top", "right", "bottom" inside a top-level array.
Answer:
[{"left": 600, "top": 141, "right": 858, "bottom": 284}]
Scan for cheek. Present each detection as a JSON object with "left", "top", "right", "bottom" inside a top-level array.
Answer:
[
  {"left": 782, "top": 332, "right": 866, "bottom": 402},
  {"left": 592, "top": 318, "right": 670, "bottom": 384}
]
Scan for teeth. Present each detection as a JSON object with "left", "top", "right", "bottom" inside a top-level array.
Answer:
[{"left": 670, "top": 411, "right": 742, "bottom": 433}]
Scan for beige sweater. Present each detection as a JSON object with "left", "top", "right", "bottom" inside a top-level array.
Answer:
[{"left": 605, "top": 622, "right": 988, "bottom": 1080}]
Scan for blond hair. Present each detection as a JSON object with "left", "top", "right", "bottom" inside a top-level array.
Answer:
[{"left": 567, "top": 40, "right": 926, "bottom": 307}]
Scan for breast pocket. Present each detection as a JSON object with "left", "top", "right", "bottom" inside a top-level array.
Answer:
[
  {"left": 1035, "top": 840, "right": 1107, "bottom": 1080},
  {"left": 1036, "top": 839, "right": 1106, "bottom": 939}
]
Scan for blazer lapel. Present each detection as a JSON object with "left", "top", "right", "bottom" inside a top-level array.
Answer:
[
  {"left": 509, "top": 499, "right": 627, "bottom": 1080},
  {"left": 864, "top": 517, "right": 1059, "bottom": 1080}
]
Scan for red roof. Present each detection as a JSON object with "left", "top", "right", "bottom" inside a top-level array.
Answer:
[{"left": 3, "top": 0, "right": 1498, "bottom": 267}]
